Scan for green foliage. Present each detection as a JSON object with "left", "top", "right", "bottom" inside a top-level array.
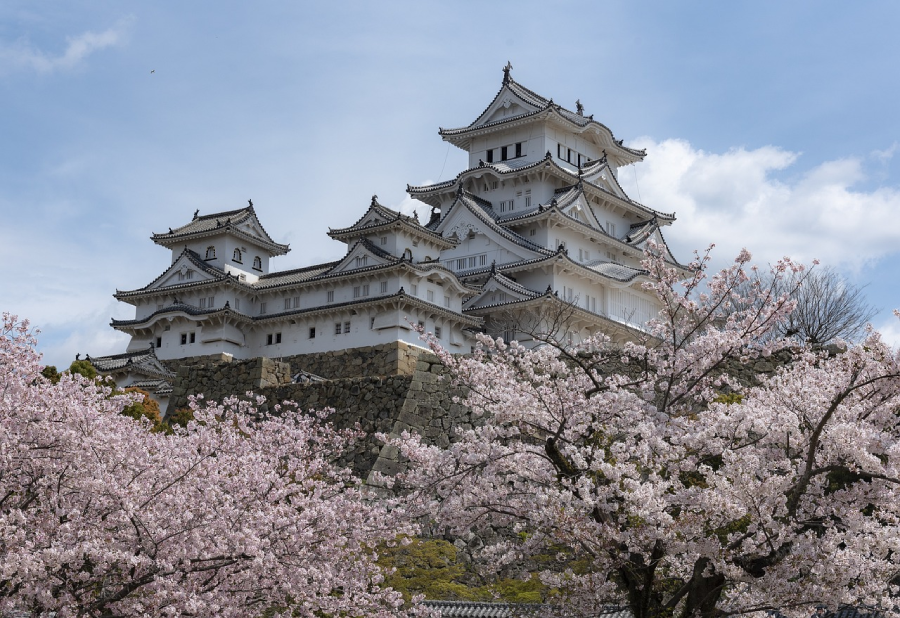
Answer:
[
  {"left": 376, "top": 537, "right": 550, "bottom": 604},
  {"left": 164, "top": 407, "right": 195, "bottom": 431},
  {"left": 40, "top": 365, "right": 60, "bottom": 384},
  {"left": 121, "top": 388, "right": 163, "bottom": 428},
  {"left": 712, "top": 392, "right": 744, "bottom": 405},
  {"left": 67, "top": 360, "right": 98, "bottom": 380}
]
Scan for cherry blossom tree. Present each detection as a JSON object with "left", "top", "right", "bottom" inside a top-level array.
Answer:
[
  {"left": 392, "top": 248, "right": 900, "bottom": 618},
  {"left": 0, "top": 313, "right": 418, "bottom": 618}
]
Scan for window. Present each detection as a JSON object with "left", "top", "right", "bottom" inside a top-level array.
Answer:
[
  {"left": 362, "top": 284, "right": 369, "bottom": 296},
  {"left": 327, "top": 290, "right": 334, "bottom": 303},
  {"left": 501, "top": 146, "right": 508, "bottom": 161},
  {"left": 205, "top": 246, "right": 216, "bottom": 259},
  {"left": 529, "top": 228, "right": 536, "bottom": 237},
  {"left": 411, "top": 284, "right": 418, "bottom": 296},
  {"left": 190, "top": 332, "right": 195, "bottom": 343},
  {"left": 233, "top": 248, "right": 242, "bottom": 262},
  {"left": 309, "top": 327, "right": 316, "bottom": 339},
  {"left": 499, "top": 199, "right": 513, "bottom": 212},
  {"left": 370, "top": 317, "right": 375, "bottom": 329},
  {"left": 253, "top": 256, "right": 262, "bottom": 270},
  {"left": 267, "top": 334, "right": 273, "bottom": 345},
  {"left": 335, "top": 323, "right": 342, "bottom": 335},
  {"left": 490, "top": 181, "right": 498, "bottom": 190},
  {"left": 479, "top": 254, "right": 486, "bottom": 266},
  {"left": 503, "top": 328, "right": 515, "bottom": 343},
  {"left": 381, "top": 236, "right": 387, "bottom": 245},
  {"left": 444, "top": 295, "right": 450, "bottom": 308},
  {"left": 235, "top": 298, "right": 241, "bottom": 311},
  {"left": 276, "top": 332, "right": 282, "bottom": 344},
  {"left": 186, "top": 270, "right": 193, "bottom": 280},
  {"left": 403, "top": 248, "right": 412, "bottom": 260},
  {"left": 343, "top": 321, "right": 350, "bottom": 334},
  {"left": 486, "top": 149, "right": 494, "bottom": 163},
  {"left": 557, "top": 144, "right": 563, "bottom": 159},
  {"left": 284, "top": 298, "right": 291, "bottom": 311},
  {"left": 207, "top": 296, "right": 214, "bottom": 308},
  {"left": 606, "top": 221, "right": 617, "bottom": 236},
  {"left": 380, "top": 281, "right": 388, "bottom": 293},
  {"left": 155, "top": 336, "right": 162, "bottom": 348},
  {"left": 200, "top": 298, "right": 206, "bottom": 309},
  {"left": 355, "top": 256, "right": 368, "bottom": 267},
  {"left": 457, "top": 258, "right": 466, "bottom": 269},
  {"left": 468, "top": 256, "right": 476, "bottom": 268},
  {"left": 427, "top": 290, "right": 434, "bottom": 302},
  {"left": 525, "top": 189, "right": 531, "bottom": 208},
  {"left": 180, "top": 333, "right": 187, "bottom": 345},
  {"left": 353, "top": 286, "right": 361, "bottom": 299},
  {"left": 293, "top": 296, "right": 300, "bottom": 309},
  {"left": 260, "top": 302, "right": 267, "bottom": 315},
  {"left": 515, "top": 142, "right": 522, "bottom": 157},
  {"left": 418, "top": 320, "right": 425, "bottom": 330},
  {"left": 435, "top": 326, "right": 442, "bottom": 338},
  {"left": 568, "top": 148, "right": 573, "bottom": 163}
]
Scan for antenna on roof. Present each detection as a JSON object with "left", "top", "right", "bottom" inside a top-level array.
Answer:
[
  {"left": 576, "top": 99, "right": 584, "bottom": 116},
  {"left": 502, "top": 61, "right": 513, "bottom": 83}
]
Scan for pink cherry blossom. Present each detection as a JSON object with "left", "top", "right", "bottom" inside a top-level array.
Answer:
[
  {"left": 0, "top": 313, "right": 419, "bottom": 618},
  {"left": 391, "top": 248, "right": 900, "bottom": 618}
]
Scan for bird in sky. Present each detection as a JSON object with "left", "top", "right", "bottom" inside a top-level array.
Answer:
[{"left": 150, "top": 69, "right": 155, "bottom": 74}]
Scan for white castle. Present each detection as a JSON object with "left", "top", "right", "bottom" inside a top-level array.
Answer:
[{"left": 90, "top": 64, "right": 686, "bottom": 402}]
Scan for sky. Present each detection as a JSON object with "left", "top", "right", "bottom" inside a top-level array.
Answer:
[{"left": 1, "top": 1, "right": 899, "bottom": 368}]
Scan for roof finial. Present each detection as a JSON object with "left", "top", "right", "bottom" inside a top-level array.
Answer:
[
  {"left": 490, "top": 260, "right": 497, "bottom": 275},
  {"left": 193, "top": 209, "right": 199, "bottom": 219},
  {"left": 248, "top": 199, "right": 253, "bottom": 208},
  {"left": 371, "top": 194, "right": 378, "bottom": 206},
  {"left": 576, "top": 99, "right": 584, "bottom": 116},
  {"left": 456, "top": 184, "right": 464, "bottom": 197},
  {"left": 502, "top": 61, "right": 513, "bottom": 83},
  {"left": 76, "top": 353, "right": 80, "bottom": 361}
]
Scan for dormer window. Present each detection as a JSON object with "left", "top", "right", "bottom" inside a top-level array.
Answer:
[
  {"left": 252, "top": 256, "right": 262, "bottom": 270},
  {"left": 205, "top": 246, "right": 216, "bottom": 260},
  {"left": 233, "top": 248, "right": 242, "bottom": 263}
]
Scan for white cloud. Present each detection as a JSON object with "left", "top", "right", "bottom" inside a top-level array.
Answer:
[
  {"left": 0, "top": 17, "right": 133, "bottom": 74},
  {"left": 618, "top": 138, "right": 900, "bottom": 270}
]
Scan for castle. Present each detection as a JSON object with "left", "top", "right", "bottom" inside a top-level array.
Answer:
[{"left": 89, "top": 64, "right": 686, "bottom": 405}]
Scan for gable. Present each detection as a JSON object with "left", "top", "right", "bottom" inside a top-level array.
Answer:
[
  {"left": 471, "top": 86, "right": 542, "bottom": 128},
  {"left": 463, "top": 276, "right": 539, "bottom": 310},
  {"left": 560, "top": 194, "right": 603, "bottom": 230},
  {"left": 435, "top": 207, "right": 538, "bottom": 266},
  {"left": 147, "top": 254, "right": 220, "bottom": 290},
  {"left": 330, "top": 241, "right": 394, "bottom": 274}
]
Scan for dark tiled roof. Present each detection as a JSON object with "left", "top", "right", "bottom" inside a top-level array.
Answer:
[
  {"left": 88, "top": 347, "right": 174, "bottom": 380},
  {"left": 128, "top": 378, "right": 174, "bottom": 396},
  {"left": 254, "top": 261, "right": 341, "bottom": 287},
  {"left": 328, "top": 197, "right": 454, "bottom": 246},
  {"left": 151, "top": 205, "right": 289, "bottom": 255},
  {"left": 110, "top": 302, "right": 239, "bottom": 328}
]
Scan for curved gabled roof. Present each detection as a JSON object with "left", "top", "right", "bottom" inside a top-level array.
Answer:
[
  {"left": 151, "top": 204, "right": 290, "bottom": 255},
  {"left": 111, "top": 302, "right": 246, "bottom": 329},
  {"left": 88, "top": 346, "right": 175, "bottom": 380},
  {"left": 438, "top": 70, "right": 645, "bottom": 165},
  {"left": 434, "top": 190, "right": 553, "bottom": 257},
  {"left": 327, "top": 196, "right": 456, "bottom": 248},
  {"left": 114, "top": 248, "right": 238, "bottom": 300}
]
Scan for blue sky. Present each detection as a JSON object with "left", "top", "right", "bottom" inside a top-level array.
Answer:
[{"left": 2, "top": 1, "right": 899, "bottom": 368}]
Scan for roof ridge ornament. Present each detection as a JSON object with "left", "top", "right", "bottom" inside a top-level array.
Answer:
[
  {"left": 193, "top": 209, "right": 199, "bottom": 219},
  {"left": 371, "top": 194, "right": 378, "bottom": 206},
  {"left": 456, "top": 184, "right": 464, "bottom": 198},
  {"left": 248, "top": 199, "right": 253, "bottom": 208},
  {"left": 502, "top": 61, "right": 513, "bottom": 84},
  {"left": 576, "top": 99, "right": 584, "bottom": 116}
]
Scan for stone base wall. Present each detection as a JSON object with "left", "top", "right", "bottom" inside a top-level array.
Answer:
[
  {"left": 159, "top": 352, "right": 235, "bottom": 373},
  {"left": 166, "top": 357, "right": 292, "bottom": 412},
  {"left": 164, "top": 348, "right": 474, "bottom": 479},
  {"left": 278, "top": 341, "right": 432, "bottom": 380}
]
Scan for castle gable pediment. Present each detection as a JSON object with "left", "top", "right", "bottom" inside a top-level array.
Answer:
[
  {"left": 146, "top": 251, "right": 224, "bottom": 291},
  {"left": 463, "top": 273, "right": 541, "bottom": 311},
  {"left": 329, "top": 238, "right": 397, "bottom": 274}
]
